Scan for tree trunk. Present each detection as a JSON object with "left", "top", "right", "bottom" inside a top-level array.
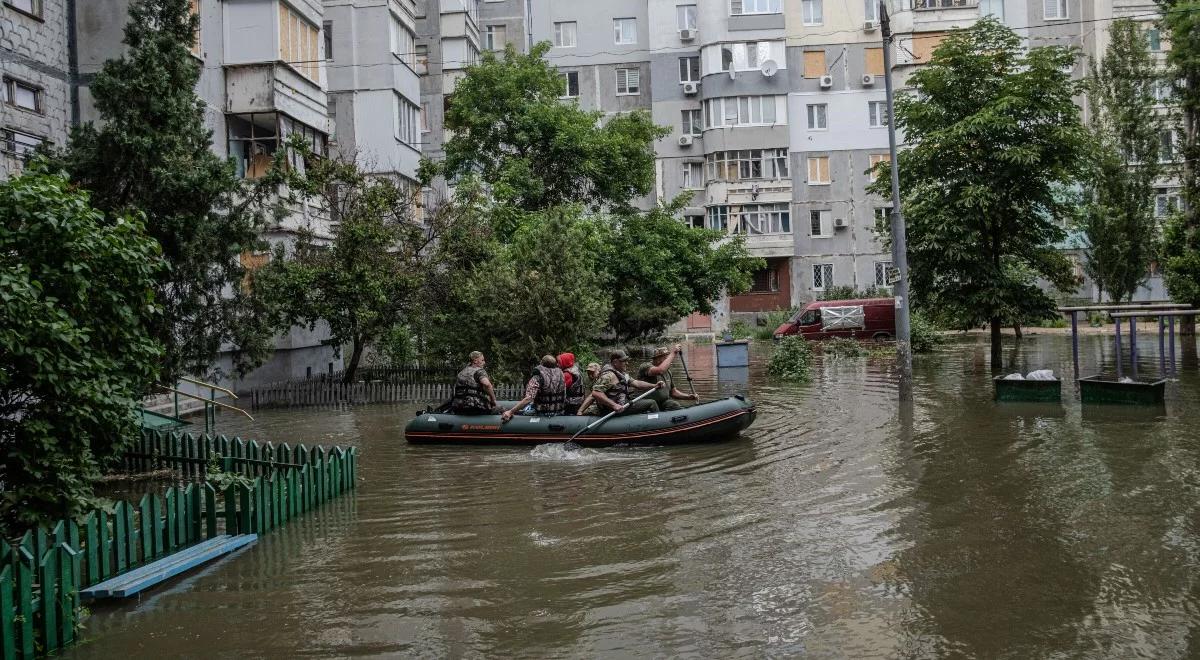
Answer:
[
  {"left": 990, "top": 316, "right": 1003, "bottom": 371},
  {"left": 343, "top": 338, "right": 365, "bottom": 384},
  {"left": 1013, "top": 323, "right": 1023, "bottom": 339}
]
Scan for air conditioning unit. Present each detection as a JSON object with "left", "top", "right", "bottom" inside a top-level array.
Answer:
[
  {"left": 864, "top": 20, "right": 878, "bottom": 32},
  {"left": 834, "top": 217, "right": 849, "bottom": 228},
  {"left": 679, "top": 28, "right": 696, "bottom": 42},
  {"left": 819, "top": 74, "right": 834, "bottom": 89},
  {"left": 682, "top": 81, "right": 699, "bottom": 95},
  {"left": 678, "top": 135, "right": 694, "bottom": 147},
  {"left": 861, "top": 74, "right": 875, "bottom": 87}
]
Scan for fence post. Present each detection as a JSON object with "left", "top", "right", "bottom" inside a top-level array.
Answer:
[
  {"left": 138, "top": 494, "right": 153, "bottom": 563},
  {"left": 38, "top": 548, "right": 58, "bottom": 653},
  {"left": 0, "top": 565, "right": 13, "bottom": 660},
  {"left": 204, "top": 483, "right": 218, "bottom": 539}
]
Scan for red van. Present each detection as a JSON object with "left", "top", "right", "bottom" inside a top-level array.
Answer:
[{"left": 772, "top": 298, "right": 897, "bottom": 341}]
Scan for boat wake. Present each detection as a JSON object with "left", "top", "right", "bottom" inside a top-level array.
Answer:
[{"left": 528, "top": 443, "right": 611, "bottom": 463}]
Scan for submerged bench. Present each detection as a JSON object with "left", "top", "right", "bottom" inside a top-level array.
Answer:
[{"left": 80, "top": 534, "right": 258, "bottom": 600}]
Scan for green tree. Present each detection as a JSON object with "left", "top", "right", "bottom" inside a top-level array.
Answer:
[
  {"left": 48, "top": 0, "right": 268, "bottom": 384},
  {"left": 0, "top": 171, "right": 164, "bottom": 531},
  {"left": 870, "top": 19, "right": 1086, "bottom": 367},
  {"left": 419, "top": 206, "right": 613, "bottom": 379},
  {"left": 605, "top": 202, "right": 762, "bottom": 341},
  {"left": 254, "top": 151, "right": 458, "bottom": 383},
  {"left": 422, "top": 42, "right": 669, "bottom": 217},
  {"left": 1080, "top": 19, "right": 1164, "bottom": 303},
  {"left": 1159, "top": 1, "right": 1200, "bottom": 339}
]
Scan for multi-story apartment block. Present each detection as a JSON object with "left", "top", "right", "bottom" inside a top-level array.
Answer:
[{"left": 1, "top": 0, "right": 72, "bottom": 176}]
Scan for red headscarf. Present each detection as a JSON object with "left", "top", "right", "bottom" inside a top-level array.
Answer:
[{"left": 558, "top": 353, "right": 576, "bottom": 388}]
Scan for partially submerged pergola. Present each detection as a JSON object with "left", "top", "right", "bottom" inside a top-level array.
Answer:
[{"left": 1058, "top": 303, "right": 1194, "bottom": 379}]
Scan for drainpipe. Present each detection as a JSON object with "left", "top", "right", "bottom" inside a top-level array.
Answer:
[{"left": 66, "top": 0, "right": 80, "bottom": 127}]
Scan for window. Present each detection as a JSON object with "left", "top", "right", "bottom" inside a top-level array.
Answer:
[
  {"left": 813, "top": 264, "right": 834, "bottom": 290},
  {"left": 614, "top": 18, "right": 637, "bottom": 45},
  {"left": 391, "top": 14, "right": 416, "bottom": 66},
  {"left": 912, "top": 33, "right": 946, "bottom": 62},
  {"left": 810, "top": 210, "right": 831, "bottom": 237},
  {"left": 323, "top": 21, "right": 332, "bottom": 61},
  {"left": 705, "top": 149, "right": 789, "bottom": 181},
  {"left": 415, "top": 44, "right": 429, "bottom": 69},
  {"left": 616, "top": 68, "right": 641, "bottom": 95},
  {"left": 686, "top": 215, "right": 705, "bottom": 230},
  {"left": 4, "top": 0, "right": 40, "bottom": 18},
  {"left": 868, "top": 101, "right": 889, "bottom": 127},
  {"left": 3, "top": 77, "right": 41, "bottom": 113},
  {"left": 396, "top": 94, "right": 420, "bottom": 145},
  {"left": 874, "top": 207, "right": 892, "bottom": 227},
  {"left": 802, "top": 0, "right": 823, "bottom": 25},
  {"left": 1, "top": 128, "right": 42, "bottom": 157},
  {"left": 749, "top": 267, "right": 780, "bottom": 293},
  {"left": 707, "top": 204, "right": 790, "bottom": 234},
  {"left": 722, "top": 46, "right": 735, "bottom": 72},
  {"left": 677, "top": 4, "right": 697, "bottom": 30},
  {"left": 865, "top": 0, "right": 879, "bottom": 23},
  {"left": 730, "top": 0, "right": 781, "bottom": 15},
  {"left": 981, "top": 0, "right": 1004, "bottom": 20},
  {"left": 1148, "top": 28, "right": 1162, "bottom": 52},
  {"left": 682, "top": 109, "right": 703, "bottom": 136},
  {"left": 280, "top": 3, "right": 320, "bottom": 81},
  {"left": 554, "top": 21, "right": 577, "bottom": 48},
  {"left": 807, "top": 104, "right": 827, "bottom": 130},
  {"left": 1154, "top": 78, "right": 1174, "bottom": 103},
  {"left": 918, "top": 0, "right": 978, "bottom": 7},
  {"left": 707, "top": 206, "right": 729, "bottom": 231},
  {"left": 485, "top": 25, "right": 507, "bottom": 51},
  {"left": 803, "top": 50, "right": 826, "bottom": 78},
  {"left": 874, "top": 261, "right": 894, "bottom": 288},
  {"left": 703, "top": 96, "right": 781, "bottom": 128},
  {"left": 1160, "top": 130, "right": 1177, "bottom": 163},
  {"left": 807, "top": 156, "right": 830, "bottom": 185},
  {"left": 1044, "top": 0, "right": 1066, "bottom": 20},
  {"left": 868, "top": 153, "right": 890, "bottom": 182},
  {"left": 560, "top": 71, "right": 580, "bottom": 98},
  {"left": 1156, "top": 189, "right": 1182, "bottom": 217},
  {"left": 683, "top": 162, "right": 704, "bottom": 189},
  {"left": 226, "top": 112, "right": 326, "bottom": 179},
  {"left": 421, "top": 102, "right": 430, "bottom": 132},
  {"left": 190, "top": 0, "right": 202, "bottom": 57},
  {"left": 865, "top": 48, "right": 884, "bottom": 76},
  {"left": 679, "top": 56, "right": 701, "bottom": 83}
]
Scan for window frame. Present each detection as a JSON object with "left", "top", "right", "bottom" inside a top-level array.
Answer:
[
  {"left": 679, "top": 56, "right": 701, "bottom": 83},
  {"left": 560, "top": 70, "right": 580, "bottom": 99},
  {"left": 616, "top": 67, "right": 641, "bottom": 96},
  {"left": 677, "top": 4, "right": 698, "bottom": 30},
  {"left": 703, "top": 96, "right": 781, "bottom": 128},
  {"left": 810, "top": 209, "right": 832, "bottom": 238},
  {"left": 614, "top": 17, "right": 637, "bottom": 45},
  {"left": 807, "top": 156, "right": 831, "bottom": 185},
  {"left": 554, "top": 21, "right": 578, "bottom": 48},
  {"left": 802, "top": 0, "right": 823, "bottom": 26},
  {"left": 874, "top": 261, "right": 894, "bottom": 288},
  {"left": 3, "top": 77, "right": 42, "bottom": 114},
  {"left": 1044, "top": 0, "right": 1067, "bottom": 21},
  {"left": 280, "top": 3, "right": 321, "bottom": 82},
  {"left": 868, "top": 153, "right": 890, "bottom": 182},
  {"left": 484, "top": 24, "right": 507, "bottom": 51},
  {"left": 812, "top": 263, "right": 834, "bottom": 291},
  {"left": 868, "top": 100, "right": 889, "bottom": 128},
  {"left": 807, "top": 103, "right": 828, "bottom": 131},
  {"left": 3, "top": 0, "right": 42, "bottom": 20},
  {"left": 682, "top": 109, "right": 703, "bottom": 136},
  {"left": 730, "top": 0, "right": 782, "bottom": 16},
  {"left": 682, "top": 161, "right": 704, "bottom": 189},
  {"left": 1, "top": 127, "right": 44, "bottom": 158}
]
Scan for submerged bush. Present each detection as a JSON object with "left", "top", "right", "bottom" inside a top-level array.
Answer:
[
  {"left": 821, "top": 337, "right": 867, "bottom": 358},
  {"left": 909, "top": 311, "right": 944, "bottom": 354},
  {"left": 767, "top": 336, "right": 813, "bottom": 382}
]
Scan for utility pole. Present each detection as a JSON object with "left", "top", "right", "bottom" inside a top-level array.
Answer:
[{"left": 880, "top": 1, "right": 912, "bottom": 385}]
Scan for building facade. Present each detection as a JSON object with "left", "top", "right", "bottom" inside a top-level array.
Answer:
[{"left": 1, "top": 0, "right": 72, "bottom": 176}]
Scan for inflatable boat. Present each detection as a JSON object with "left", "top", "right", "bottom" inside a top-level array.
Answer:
[{"left": 405, "top": 395, "right": 756, "bottom": 447}]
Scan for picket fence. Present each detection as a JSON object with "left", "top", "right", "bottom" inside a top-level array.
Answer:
[
  {"left": 249, "top": 379, "right": 524, "bottom": 410},
  {"left": 0, "top": 429, "right": 358, "bottom": 659}
]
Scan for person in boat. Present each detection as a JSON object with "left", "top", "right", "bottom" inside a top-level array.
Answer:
[
  {"left": 637, "top": 345, "right": 699, "bottom": 411},
  {"left": 575, "top": 362, "right": 603, "bottom": 416},
  {"left": 501, "top": 355, "right": 567, "bottom": 421},
  {"left": 582, "top": 349, "right": 664, "bottom": 416},
  {"left": 450, "top": 351, "right": 500, "bottom": 415},
  {"left": 559, "top": 352, "right": 585, "bottom": 416}
]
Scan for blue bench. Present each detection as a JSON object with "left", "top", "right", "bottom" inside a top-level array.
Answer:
[{"left": 80, "top": 534, "right": 258, "bottom": 600}]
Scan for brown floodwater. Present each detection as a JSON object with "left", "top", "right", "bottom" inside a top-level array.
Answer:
[{"left": 67, "top": 334, "right": 1200, "bottom": 659}]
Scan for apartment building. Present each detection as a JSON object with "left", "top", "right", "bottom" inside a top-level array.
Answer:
[{"left": 1, "top": 0, "right": 72, "bottom": 176}]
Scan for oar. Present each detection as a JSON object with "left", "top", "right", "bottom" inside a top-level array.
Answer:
[
  {"left": 566, "top": 386, "right": 660, "bottom": 446},
  {"left": 676, "top": 348, "right": 698, "bottom": 400}
]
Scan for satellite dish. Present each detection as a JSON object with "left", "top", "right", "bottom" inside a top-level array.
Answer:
[{"left": 761, "top": 59, "right": 779, "bottom": 77}]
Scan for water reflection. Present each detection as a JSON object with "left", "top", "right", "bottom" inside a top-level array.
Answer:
[{"left": 66, "top": 334, "right": 1200, "bottom": 659}]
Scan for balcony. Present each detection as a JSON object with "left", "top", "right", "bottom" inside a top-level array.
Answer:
[
  {"left": 225, "top": 63, "right": 329, "bottom": 134},
  {"left": 913, "top": 0, "right": 977, "bottom": 8}
]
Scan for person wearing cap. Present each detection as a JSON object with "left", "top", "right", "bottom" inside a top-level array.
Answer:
[
  {"left": 638, "top": 344, "right": 698, "bottom": 411},
  {"left": 558, "top": 352, "right": 586, "bottom": 415},
  {"left": 501, "top": 355, "right": 567, "bottom": 421},
  {"left": 584, "top": 349, "right": 663, "bottom": 416},
  {"left": 574, "top": 362, "right": 604, "bottom": 416}
]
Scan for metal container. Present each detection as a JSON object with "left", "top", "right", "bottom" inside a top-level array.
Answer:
[
  {"left": 715, "top": 340, "right": 750, "bottom": 368},
  {"left": 993, "top": 377, "right": 1062, "bottom": 403},
  {"left": 1078, "top": 375, "right": 1167, "bottom": 405}
]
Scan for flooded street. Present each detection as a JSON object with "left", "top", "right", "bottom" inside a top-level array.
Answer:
[{"left": 69, "top": 334, "right": 1200, "bottom": 658}]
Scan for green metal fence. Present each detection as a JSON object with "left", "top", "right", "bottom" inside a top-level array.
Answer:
[{"left": 0, "top": 430, "right": 358, "bottom": 658}]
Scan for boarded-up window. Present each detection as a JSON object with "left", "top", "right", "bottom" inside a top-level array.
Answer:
[
  {"left": 807, "top": 156, "right": 830, "bottom": 184},
  {"left": 803, "top": 50, "right": 826, "bottom": 78},
  {"left": 868, "top": 153, "right": 889, "bottom": 181},
  {"left": 913, "top": 33, "right": 946, "bottom": 63},
  {"left": 239, "top": 251, "right": 270, "bottom": 292},
  {"left": 190, "top": 0, "right": 201, "bottom": 56},
  {"left": 280, "top": 3, "right": 320, "bottom": 81},
  {"left": 864, "top": 48, "right": 884, "bottom": 76}
]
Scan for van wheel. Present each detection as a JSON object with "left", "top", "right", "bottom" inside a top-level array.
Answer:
[{"left": 872, "top": 332, "right": 893, "bottom": 340}]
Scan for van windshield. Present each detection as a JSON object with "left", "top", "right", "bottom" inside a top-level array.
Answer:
[{"left": 798, "top": 309, "right": 821, "bottom": 326}]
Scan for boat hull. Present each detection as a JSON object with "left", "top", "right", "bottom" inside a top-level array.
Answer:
[{"left": 404, "top": 396, "right": 756, "bottom": 447}]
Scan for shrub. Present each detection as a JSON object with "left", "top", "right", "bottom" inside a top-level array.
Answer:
[
  {"left": 819, "top": 285, "right": 880, "bottom": 301},
  {"left": 767, "top": 336, "right": 813, "bottom": 381},
  {"left": 752, "top": 309, "right": 796, "bottom": 340},
  {"left": 728, "top": 319, "right": 754, "bottom": 340},
  {"left": 1037, "top": 316, "right": 1068, "bottom": 328},
  {"left": 909, "top": 311, "right": 944, "bottom": 353}
]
